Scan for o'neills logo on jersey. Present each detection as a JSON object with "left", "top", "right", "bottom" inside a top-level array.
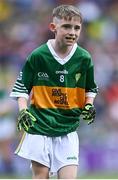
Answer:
[
  {"left": 38, "top": 72, "right": 49, "bottom": 81},
  {"left": 55, "top": 70, "right": 68, "bottom": 74}
]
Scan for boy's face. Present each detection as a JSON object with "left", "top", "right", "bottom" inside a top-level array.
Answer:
[{"left": 50, "top": 16, "right": 82, "bottom": 46}]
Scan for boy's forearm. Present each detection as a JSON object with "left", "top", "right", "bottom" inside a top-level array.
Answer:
[
  {"left": 85, "top": 97, "right": 95, "bottom": 105},
  {"left": 18, "top": 97, "right": 28, "bottom": 111}
]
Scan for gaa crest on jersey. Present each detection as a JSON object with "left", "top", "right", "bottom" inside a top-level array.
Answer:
[
  {"left": 75, "top": 73, "right": 81, "bottom": 83},
  {"left": 37, "top": 72, "right": 49, "bottom": 81}
]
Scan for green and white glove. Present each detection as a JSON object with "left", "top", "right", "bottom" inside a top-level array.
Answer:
[
  {"left": 81, "top": 103, "right": 96, "bottom": 125},
  {"left": 17, "top": 109, "right": 36, "bottom": 131}
]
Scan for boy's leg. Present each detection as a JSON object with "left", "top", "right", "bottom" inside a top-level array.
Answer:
[
  {"left": 15, "top": 133, "right": 51, "bottom": 179},
  {"left": 51, "top": 132, "right": 79, "bottom": 178},
  {"left": 57, "top": 165, "right": 78, "bottom": 179},
  {"left": 31, "top": 160, "right": 49, "bottom": 179}
]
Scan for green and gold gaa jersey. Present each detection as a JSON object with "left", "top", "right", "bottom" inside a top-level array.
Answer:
[{"left": 10, "top": 40, "right": 98, "bottom": 136}]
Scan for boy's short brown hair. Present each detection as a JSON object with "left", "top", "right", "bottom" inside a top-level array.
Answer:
[{"left": 52, "top": 4, "right": 82, "bottom": 23}]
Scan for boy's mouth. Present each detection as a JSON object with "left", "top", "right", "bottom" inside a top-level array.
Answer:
[{"left": 65, "top": 37, "right": 76, "bottom": 41}]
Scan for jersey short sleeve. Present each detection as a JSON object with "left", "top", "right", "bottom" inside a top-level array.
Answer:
[
  {"left": 10, "top": 54, "right": 35, "bottom": 100},
  {"left": 85, "top": 56, "right": 98, "bottom": 98}
]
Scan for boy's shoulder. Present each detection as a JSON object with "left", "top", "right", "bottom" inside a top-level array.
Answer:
[
  {"left": 76, "top": 45, "right": 91, "bottom": 58},
  {"left": 30, "top": 43, "right": 48, "bottom": 57}
]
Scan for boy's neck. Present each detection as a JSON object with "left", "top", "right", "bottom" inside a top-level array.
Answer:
[{"left": 50, "top": 39, "right": 74, "bottom": 59}]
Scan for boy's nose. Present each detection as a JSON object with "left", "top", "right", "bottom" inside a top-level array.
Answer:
[
  {"left": 69, "top": 32, "right": 75, "bottom": 36},
  {"left": 69, "top": 28, "right": 75, "bottom": 35}
]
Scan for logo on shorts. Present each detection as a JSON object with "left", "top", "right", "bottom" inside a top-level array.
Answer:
[{"left": 67, "top": 156, "right": 77, "bottom": 160}]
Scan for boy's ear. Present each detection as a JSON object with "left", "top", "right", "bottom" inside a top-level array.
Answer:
[{"left": 49, "top": 23, "right": 56, "bottom": 32}]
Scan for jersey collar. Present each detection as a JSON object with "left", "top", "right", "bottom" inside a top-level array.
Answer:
[{"left": 47, "top": 39, "right": 77, "bottom": 65}]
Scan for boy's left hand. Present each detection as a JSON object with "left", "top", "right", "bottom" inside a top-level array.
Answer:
[{"left": 81, "top": 103, "right": 96, "bottom": 125}]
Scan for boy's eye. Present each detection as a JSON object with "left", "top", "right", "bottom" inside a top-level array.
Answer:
[
  {"left": 62, "top": 24, "right": 81, "bottom": 30},
  {"left": 62, "top": 24, "right": 71, "bottom": 29},
  {"left": 75, "top": 25, "right": 81, "bottom": 30}
]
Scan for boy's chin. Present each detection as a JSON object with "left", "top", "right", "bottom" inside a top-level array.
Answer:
[{"left": 66, "top": 42, "right": 75, "bottom": 46}]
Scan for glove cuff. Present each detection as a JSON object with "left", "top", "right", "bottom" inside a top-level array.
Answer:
[
  {"left": 84, "top": 103, "right": 93, "bottom": 110},
  {"left": 19, "top": 108, "right": 28, "bottom": 113}
]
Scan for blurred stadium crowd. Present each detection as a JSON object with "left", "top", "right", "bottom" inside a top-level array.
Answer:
[{"left": 0, "top": 0, "right": 118, "bottom": 178}]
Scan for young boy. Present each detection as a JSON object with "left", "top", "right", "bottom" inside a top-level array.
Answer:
[{"left": 10, "top": 4, "right": 98, "bottom": 179}]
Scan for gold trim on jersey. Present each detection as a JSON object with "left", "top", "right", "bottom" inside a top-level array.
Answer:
[{"left": 31, "top": 86, "right": 85, "bottom": 109}]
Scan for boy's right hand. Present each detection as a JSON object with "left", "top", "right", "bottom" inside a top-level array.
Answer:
[{"left": 17, "top": 109, "right": 36, "bottom": 131}]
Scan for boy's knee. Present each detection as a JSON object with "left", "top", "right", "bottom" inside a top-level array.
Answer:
[
  {"left": 31, "top": 160, "right": 49, "bottom": 179},
  {"left": 57, "top": 165, "right": 78, "bottom": 179}
]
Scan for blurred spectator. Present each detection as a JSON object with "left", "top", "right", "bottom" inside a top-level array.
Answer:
[
  {"left": 0, "top": 0, "right": 13, "bottom": 22},
  {"left": 0, "top": 71, "right": 16, "bottom": 174}
]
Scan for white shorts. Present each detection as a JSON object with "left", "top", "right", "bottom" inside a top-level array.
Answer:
[{"left": 15, "top": 131, "right": 79, "bottom": 173}]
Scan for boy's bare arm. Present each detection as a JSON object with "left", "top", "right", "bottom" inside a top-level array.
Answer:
[
  {"left": 18, "top": 97, "right": 28, "bottom": 111},
  {"left": 85, "top": 97, "right": 95, "bottom": 105}
]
